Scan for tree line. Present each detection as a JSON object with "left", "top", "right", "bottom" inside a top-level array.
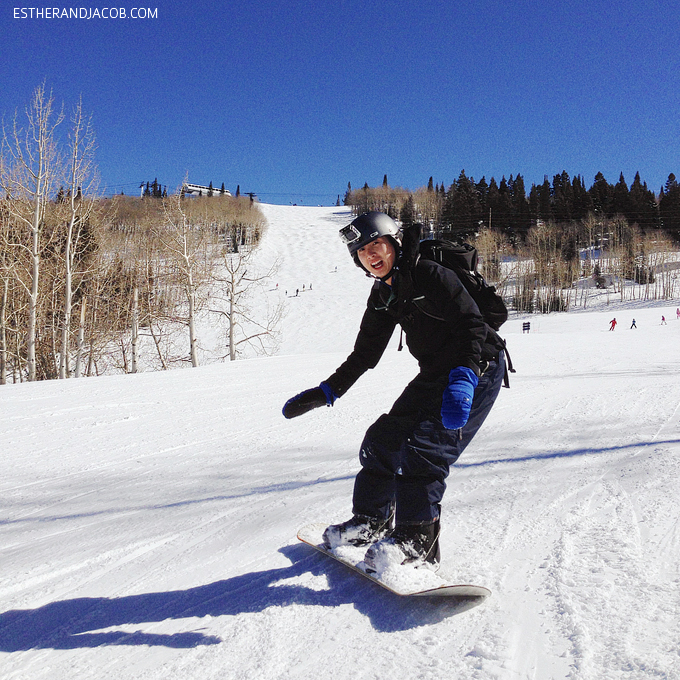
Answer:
[
  {"left": 345, "top": 173, "right": 680, "bottom": 313},
  {"left": 345, "top": 170, "right": 680, "bottom": 243},
  {"left": 1, "top": 85, "right": 277, "bottom": 384}
]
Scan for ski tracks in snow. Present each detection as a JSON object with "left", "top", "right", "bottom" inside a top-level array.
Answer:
[
  {"left": 435, "top": 322, "right": 680, "bottom": 679},
  {"left": 3, "top": 206, "right": 680, "bottom": 680}
]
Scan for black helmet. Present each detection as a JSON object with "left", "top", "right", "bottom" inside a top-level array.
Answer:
[{"left": 339, "top": 211, "right": 401, "bottom": 256}]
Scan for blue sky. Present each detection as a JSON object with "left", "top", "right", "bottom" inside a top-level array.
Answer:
[{"left": 3, "top": 0, "right": 679, "bottom": 204}]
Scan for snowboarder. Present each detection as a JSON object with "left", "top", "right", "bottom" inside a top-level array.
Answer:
[
  {"left": 609, "top": 318, "right": 617, "bottom": 331},
  {"left": 283, "top": 212, "right": 506, "bottom": 570},
  {"left": 630, "top": 319, "right": 637, "bottom": 329}
]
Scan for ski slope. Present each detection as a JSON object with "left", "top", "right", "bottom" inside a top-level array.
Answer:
[{"left": 1, "top": 205, "right": 680, "bottom": 680}]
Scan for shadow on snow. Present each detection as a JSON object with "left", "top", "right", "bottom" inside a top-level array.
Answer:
[
  {"left": 457, "top": 438, "right": 680, "bottom": 468},
  {"left": 0, "top": 474, "right": 356, "bottom": 527},
  {"left": 0, "top": 544, "right": 481, "bottom": 651}
]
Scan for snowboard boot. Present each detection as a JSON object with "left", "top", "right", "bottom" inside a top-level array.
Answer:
[
  {"left": 363, "top": 519, "right": 441, "bottom": 571},
  {"left": 322, "top": 514, "right": 393, "bottom": 550}
]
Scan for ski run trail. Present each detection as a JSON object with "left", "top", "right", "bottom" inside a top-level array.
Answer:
[{"left": 1, "top": 204, "right": 680, "bottom": 680}]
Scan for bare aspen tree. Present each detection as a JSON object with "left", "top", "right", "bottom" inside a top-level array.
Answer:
[
  {"left": 0, "top": 200, "right": 10, "bottom": 384},
  {"left": 106, "top": 198, "right": 175, "bottom": 372},
  {"left": 649, "top": 234, "right": 679, "bottom": 299},
  {"left": 59, "top": 98, "right": 98, "bottom": 378},
  {"left": 0, "top": 273, "right": 7, "bottom": 384},
  {"left": 413, "top": 187, "right": 442, "bottom": 233},
  {"left": 0, "top": 250, "right": 29, "bottom": 383},
  {"left": 73, "top": 296, "right": 86, "bottom": 377},
  {"left": 79, "top": 249, "right": 134, "bottom": 376},
  {"left": 212, "top": 248, "right": 282, "bottom": 360},
  {"left": 136, "top": 228, "right": 170, "bottom": 371},
  {"left": 156, "top": 191, "right": 215, "bottom": 367},
  {"left": 473, "top": 228, "right": 510, "bottom": 296},
  {"left": 130, "top": 284, "right": 139, "bottom": 373},
  {"left": 1, "top": 84, "right": 63, "bottom": 381},
  {"left": 581, "top": 213, "right": 599, "bottom": 275}
]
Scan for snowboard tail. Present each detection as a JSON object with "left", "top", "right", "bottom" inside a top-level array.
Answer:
[{"left": 297, "top": 522, "right": 490, "bottom": 599}]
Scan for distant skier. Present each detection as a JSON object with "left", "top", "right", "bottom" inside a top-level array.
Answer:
[
  {"left": 630, "top": 319, "right": 637, "bottom": 329},
  {"left": 282, "top": 212, "right": 506, "bottom": 570},
  {"left": 661, "top": 316, "right": 667, "bottom": 325},
  {"left": 609, "top": 318, "right": 617, "bottom": 331}
]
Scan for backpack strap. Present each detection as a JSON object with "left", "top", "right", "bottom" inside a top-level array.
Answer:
[{"left": 498, "top": 338, "right": 516, "bottom": 388}]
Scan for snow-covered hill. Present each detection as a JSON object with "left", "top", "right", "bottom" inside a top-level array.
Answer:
[{"left": 1, "top": 205, "right": 679, "bottom": 679}]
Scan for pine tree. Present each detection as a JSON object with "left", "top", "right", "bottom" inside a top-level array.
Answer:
[
  {"left": 442, "top": 170, "right": 479, "bottom": 238},
  {"left": 628, "top": 172, "right": 658, "bottom": 229},
  {"left": 400, "top": 194, "right": 416, "bottom": 228},
  {"left": 528, "top": 184, "right": 540, "bottom": 225},
  {"left": 483, "top": 178, "right": 501, "bottom": 231},
  {"left": 659, "top": 173, "right": 680, "bottom": 238},
  {"left": 476, "top": 177, "right": 489, "bottom": 222},
  {"left": 537, "top": 177, "right": 553, "bottom": 222},
  {"left": 343, "top": 181, "right": 352, "bottom": 205},
  {"left": 552, "top": 171, "right": 573, "bottom": 223},
  {"left": 612, "top": 172, "right": 632, "bottom": 217},
  {"left": 589, "top": 172, "right": 613, "bottom": 215},
  {"left": 571, "top": 175, "right": 593, "bottom": 220},
  {"left": 512, "top": 174, "right": 532, "bottom": 236},
  {"left": 495, "top": 177, "right": 514, "bottom": 232}
]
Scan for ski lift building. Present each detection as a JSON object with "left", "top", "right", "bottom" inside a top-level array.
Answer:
[{"left": 183, "top": 183, "right": 232, "bottom": 197}]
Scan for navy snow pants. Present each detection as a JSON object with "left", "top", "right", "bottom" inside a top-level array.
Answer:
[{"left": 352, "top": 353, "right": 505, "bottom": 524}]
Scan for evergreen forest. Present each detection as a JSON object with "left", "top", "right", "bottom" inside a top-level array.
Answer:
[{"left": 345, "top": 171, "right": 680, "bottom": 244}]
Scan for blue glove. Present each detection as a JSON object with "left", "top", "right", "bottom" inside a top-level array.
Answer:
[
  {"left": 441, "top": 367, "right": 479, "bottom": 430},
  {"left": 283, "top": 381, "right": 338, "bottom": 419}
]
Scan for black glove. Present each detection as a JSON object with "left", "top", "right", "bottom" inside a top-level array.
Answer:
[{"left": 282, "top": 382, "right": 337, "bottom": 419}]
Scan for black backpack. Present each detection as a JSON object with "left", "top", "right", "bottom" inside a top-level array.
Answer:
[{"left": 418, "top": 240, "right": 508, "bottom": 331}]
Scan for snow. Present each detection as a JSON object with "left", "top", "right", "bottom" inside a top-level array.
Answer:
[{"left": 2, "top": 204, "right": 680, "bottom": 679}]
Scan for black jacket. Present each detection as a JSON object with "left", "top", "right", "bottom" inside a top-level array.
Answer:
[{"left": 326, "top": 226, "right": 504, "bottom": 397}]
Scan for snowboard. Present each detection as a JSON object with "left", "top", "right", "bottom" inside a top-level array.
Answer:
[{"left": 297, "top": 522, "right": 491, "bottom": 599}]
